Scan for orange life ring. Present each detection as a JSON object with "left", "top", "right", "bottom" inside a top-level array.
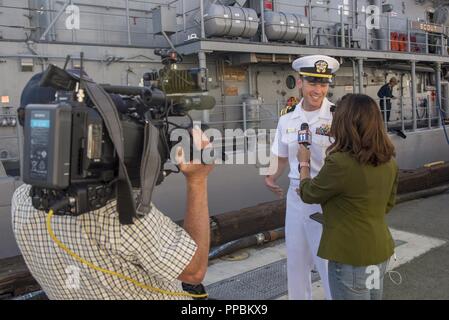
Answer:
[{"left": 391, "top": 32, "right": 399, "bottom": 51}]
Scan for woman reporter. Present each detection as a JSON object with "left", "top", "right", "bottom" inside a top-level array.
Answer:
[{"left": 296, "top": 94, "right": 398, "bottom": 300}]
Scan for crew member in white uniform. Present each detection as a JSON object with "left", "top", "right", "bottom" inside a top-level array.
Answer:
[{"left": 265, "top": 55, "right": 340, "bottom": 300}]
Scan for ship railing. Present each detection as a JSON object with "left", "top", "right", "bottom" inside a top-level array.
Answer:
[
  {"left": 1, "top": 0, "right": 447, "bottom": 56},
  {"left": 202, "top": 102, "right": 281, "bottom": 151},
  {"left": 189, "top": 0, "right": 448, "bottom": 57},
  {"left": 377, "top": 95, "right": 447, "bottom": 133},
  {"left": 0, "top": 0, "right": 166, "bottom": 46},
  {"left": 207, "top": 102, "right": 280, "bottom": 129},
  {"left": 0, "top": 0, "right": 202, "bottom": 48}
]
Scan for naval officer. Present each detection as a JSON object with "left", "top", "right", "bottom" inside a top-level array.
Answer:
[{"left": 265, "top": 55, "right": 340, "bottom": 300}]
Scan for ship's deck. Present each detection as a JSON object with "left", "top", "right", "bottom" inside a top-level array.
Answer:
[{"left": 176, "top": 39, "right": 449, "bottom": 64}]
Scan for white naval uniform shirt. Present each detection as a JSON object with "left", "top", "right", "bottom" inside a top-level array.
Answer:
[
  {"left": 12, "top": 184, "right": 197, "bottom": 300},
  {"left": 271, "top": 98, "right": 334, "bottom": 179}
]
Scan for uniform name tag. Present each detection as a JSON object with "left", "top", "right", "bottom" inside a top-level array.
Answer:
[{"left": 286, "top": 128, "right": 297, "bottom": 134}]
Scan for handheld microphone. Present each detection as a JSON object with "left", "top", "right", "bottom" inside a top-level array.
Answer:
[{"left": 298, "top": 123, "right": 312, "bottom": 147}]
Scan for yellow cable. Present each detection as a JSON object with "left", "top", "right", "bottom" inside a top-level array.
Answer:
[{"left": 46, "top": 209, "right": 208, "bottom": 299}]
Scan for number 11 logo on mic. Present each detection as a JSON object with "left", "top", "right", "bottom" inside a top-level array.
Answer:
[{"left": 298, "top": 123, "right": 312, "bottom": 148}]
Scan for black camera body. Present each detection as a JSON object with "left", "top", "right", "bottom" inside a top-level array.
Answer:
[
  {"left": 23, "top": 100, "right": 153, "bottom": 215},
  {"left": 21, "top": 59, "right": 214, "bottom": 220}
]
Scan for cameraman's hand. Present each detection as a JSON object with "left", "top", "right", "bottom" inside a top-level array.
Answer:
[
  {"left": 176, "top": 127, "right": 214, "bottom": 181},
  {"left": 177, "top": 126, "right": 213, "bottom": 285}
]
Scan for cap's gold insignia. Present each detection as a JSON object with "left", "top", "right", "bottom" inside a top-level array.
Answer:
[{"left": 315, "top": 60, "right": 328, "bottom": 74}]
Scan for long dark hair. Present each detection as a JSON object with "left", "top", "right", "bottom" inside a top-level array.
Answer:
[{"left": 327, "top": 94, "right": 396, "bottom": 166}]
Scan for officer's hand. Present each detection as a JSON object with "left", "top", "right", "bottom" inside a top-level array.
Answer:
[
  {"left": 264, "top": 176, "right": 284, "bottom": 198},
  {"left": 297, "top": 144, "right": 311, "bottom": 163},
  {"left": 176, "top": 127, "right": 214, "bottom": 181}
]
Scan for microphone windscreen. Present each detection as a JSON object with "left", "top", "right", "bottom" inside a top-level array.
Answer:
[{"left": 300, "top": 123, "right": 309, "bottom": 130}]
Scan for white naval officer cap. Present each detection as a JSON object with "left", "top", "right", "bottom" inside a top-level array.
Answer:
[{"left": 292, "top": 55, "right": 340, "bottom": 83}]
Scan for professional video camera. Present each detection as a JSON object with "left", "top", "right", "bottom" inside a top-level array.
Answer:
[{"left": 22, "top": 51, "right": 216, "bottom": 224}]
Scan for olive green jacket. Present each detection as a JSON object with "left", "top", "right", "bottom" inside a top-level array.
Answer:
[{"left": 299, "top": 152, "right": 398, "bottom": 266}]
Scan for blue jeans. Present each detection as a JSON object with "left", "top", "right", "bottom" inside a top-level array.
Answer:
[{"left": 328, "top": 259, "right": 390, "bottom": 300}]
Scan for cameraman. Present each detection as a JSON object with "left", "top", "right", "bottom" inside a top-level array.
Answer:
[{"left": 12, "top": 75, "right": 214, "bottom": 300}]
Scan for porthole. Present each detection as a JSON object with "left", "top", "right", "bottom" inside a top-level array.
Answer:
[{"left": 286, "top": 75, "right": 297, "bottom": 90}]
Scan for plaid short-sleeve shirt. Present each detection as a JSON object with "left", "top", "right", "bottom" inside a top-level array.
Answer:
[{"left": 12, "top": 184, "right": 197, "bottom": 300}]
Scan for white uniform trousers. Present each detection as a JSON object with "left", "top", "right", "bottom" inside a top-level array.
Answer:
[{"left": 285, "top": 179, "right": 332, "bottom": 300}]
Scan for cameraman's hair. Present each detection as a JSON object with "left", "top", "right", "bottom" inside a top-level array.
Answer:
[{"left": 327, "top": 94, "right": 396, "bottom": 166}]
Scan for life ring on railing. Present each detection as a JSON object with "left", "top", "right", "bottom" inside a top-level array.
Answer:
[
  {"left": 398, "top": 33, "right": 407, "bottom": 52},
  {"left": 391, "top": 32, "right": 399, "bottom": 51}
]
